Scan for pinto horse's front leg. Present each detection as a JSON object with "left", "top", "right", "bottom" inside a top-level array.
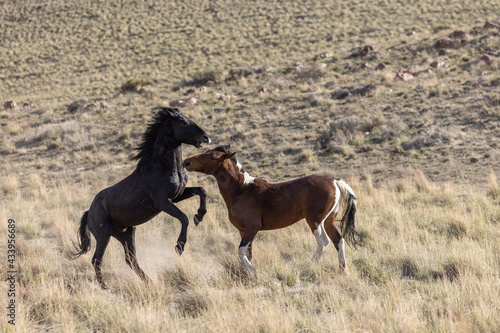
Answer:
[
  {"left": 238, "top": 239, "right": 256, "bottom": 272},
  {"left": 173, "top": 187, "right": 207, "bottom": 226},
  {"left": 238, "top": 226, "right": 260, "bottom": 272},
  {"left": 157, "top": 198, "right": 190, "bottom": 255}
]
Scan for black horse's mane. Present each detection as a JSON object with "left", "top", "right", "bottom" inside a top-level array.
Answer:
[{"left": 132, "top": 107, "right": 179, "bottom": 167}]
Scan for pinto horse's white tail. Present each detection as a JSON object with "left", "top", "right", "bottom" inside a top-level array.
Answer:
[{"left": 335, "top": 180, "right": 361, "bottom": 248}]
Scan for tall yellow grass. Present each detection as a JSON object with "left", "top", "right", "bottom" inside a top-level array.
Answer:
[{"left": 1, "top": 170, "right": 499, "bottom": 332}]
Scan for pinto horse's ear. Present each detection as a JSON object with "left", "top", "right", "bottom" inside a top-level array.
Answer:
[
  {"left": 210, "top": 150, "right": 236, "bottom": 160},
  {"left": 217, "top": 152, "right": 236, "bottom": 160}
]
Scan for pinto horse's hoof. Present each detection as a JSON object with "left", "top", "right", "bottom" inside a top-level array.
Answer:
[
  {"left": 175, "top": 242, "right": 185, "bottom": 256},
  {"left": 194, "top": 214, "right": 202, "bottom": 226}
]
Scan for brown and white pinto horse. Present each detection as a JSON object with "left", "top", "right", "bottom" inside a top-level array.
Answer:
[{"left": 183, "top": 146, "right": 360, "bottom": 272}]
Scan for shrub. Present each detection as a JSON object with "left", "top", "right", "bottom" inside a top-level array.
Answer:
[
  {"left": 190, "top": 69, "right": 224, "bottom": 86},
  {"left": 402, "top": 126, "right": 451, "bottom": 150},
  {"left": 400, "top": 257, "right": 419, "bottom": 279},
  {"left": 296, "top": 63, "right": 327, "bottom": 81},
  {"left": 318, "top": 115, "right": 362, "bottom": 150},
  {"left": 353, "top": 258, "right": 389, "bottom": 285},
  {"left": 120, "top": 79, "right": 153, "bottom": 93}
]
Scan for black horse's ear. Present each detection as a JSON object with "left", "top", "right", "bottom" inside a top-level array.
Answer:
[
  {"left": 164, "top": 107, "right": 180, "bottom": 117},
  {"left": 154, "top": 106, "right": 180, "bottom": 117}
]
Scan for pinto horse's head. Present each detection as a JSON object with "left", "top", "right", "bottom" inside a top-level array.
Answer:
[{"left": 183, "top": 145, "right": 235, "bottom": 175}]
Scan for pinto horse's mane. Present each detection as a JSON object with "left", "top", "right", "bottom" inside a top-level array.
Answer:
[
  {"left": 211, "top": 145, "right": 256, "bottom": 184},
  {"left": 132, "top": 107, "right": 179, "bottom": 168}
]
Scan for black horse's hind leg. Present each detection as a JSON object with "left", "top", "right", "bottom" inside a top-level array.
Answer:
[
  {"left": 90, "top": 224, "right": 112, "bottom": 289},
  {"left": 112, "top": 227, "right": 149, "bottom": 284},
  {"left": 157, "top": 198, "right": 190, "bottom": 255},
  {"left": 173, "top": 187, "right": 207, "bottom": 226}
]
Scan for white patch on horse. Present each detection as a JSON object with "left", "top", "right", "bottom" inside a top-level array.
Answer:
[
  {"left": 238, "top": 243, "right": 256, "bottom": 271},
  {"left": 338, "top": 238, "right": 346, "bottom": 272},
  {"left": 332, "top": 180, "right": 348, "bottom": 271},
  {"left": 335, "top": 179, "right": 356, "bottom": 216},
  {"left": 336, "top": 179, "right": 356, "bottom": 197},
  {"left": 235, "top": 158, "right": 254, "bottom": 184},
  {"left": 235, "top": 159, "right": 243, "bottom": 171},
  {"left": 312, "top": 182, "right": 344, "bottom": 263},
  {"left": 243, "top": 172, "right": 255, "bottom": 184},
  {"left": 332, "top": 180, "right": 342, "bottom": 214}
]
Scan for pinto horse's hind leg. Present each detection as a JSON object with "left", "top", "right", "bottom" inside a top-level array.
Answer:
[
  {"left": 112, "top": 227, "right": 149, "bottom": 284},
  {"left": 306, "top": 208, "right": 334, "bottom": 263},
  {"left": 311, "top": 222, "right": 331, "bottom": 263},
  {"left": 324, "top": 217, "right": 346, "bottom": 272}
]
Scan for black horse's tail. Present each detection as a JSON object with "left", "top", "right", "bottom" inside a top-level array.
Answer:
[
  {"left": 336, "top": 180, "right": 361, "bottom": 248},
  {"left": 70, "top": 211, "right": 91, "bottom": 259}
]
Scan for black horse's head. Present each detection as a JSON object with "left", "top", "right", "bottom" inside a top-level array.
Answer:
[
  {"left": 133, "top": 107, "right": 210, "bottom": 167},
  {"left": 164, "top": 108, "right": 210, "bottom": 148}
]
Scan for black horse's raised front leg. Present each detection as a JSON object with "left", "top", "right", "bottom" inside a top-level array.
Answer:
[
  {"left": 157, "top": 198, "right": 190, "bottom": 255},
  {"left": 173, "top": 187, "right": 207, "bottom": 226}
]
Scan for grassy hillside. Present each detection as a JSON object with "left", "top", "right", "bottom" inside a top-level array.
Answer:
[
  {"left": 1, "top": 0, "right": 499, "bottom": 101},
  {"left": 1, "top": 0, "right": 500, "bottom": 331}
]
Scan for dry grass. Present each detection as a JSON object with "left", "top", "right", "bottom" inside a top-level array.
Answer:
[
  {"left": 1, "top": 171, "right": 500, "bottom": 332},
  {"left": 1, "top": 0, "right": 500, "bottom": 331}
]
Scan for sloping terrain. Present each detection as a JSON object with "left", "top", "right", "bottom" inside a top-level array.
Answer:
[{"left": 2, "top": 14, "right": 500, "bottom": 185}]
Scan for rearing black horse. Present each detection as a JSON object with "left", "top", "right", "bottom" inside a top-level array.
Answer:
[{"left": 71, "top": 107, "right": 210, "bottom": 288}]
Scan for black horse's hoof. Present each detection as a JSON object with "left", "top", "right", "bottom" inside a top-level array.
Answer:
[
  {"left": 175, "top": 242, "right": 184, "bottom": 256},
  {"left": 194, "top": 214, "right": 202, "bottom": 226}
]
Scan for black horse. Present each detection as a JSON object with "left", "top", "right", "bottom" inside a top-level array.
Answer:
[{"left": 71, "top": 107, "right": 210, "bottom": 288}]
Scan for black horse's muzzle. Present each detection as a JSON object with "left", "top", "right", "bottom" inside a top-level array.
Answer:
[{"left": 194, "top": 133, "right": 210, "bottom": 148}]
